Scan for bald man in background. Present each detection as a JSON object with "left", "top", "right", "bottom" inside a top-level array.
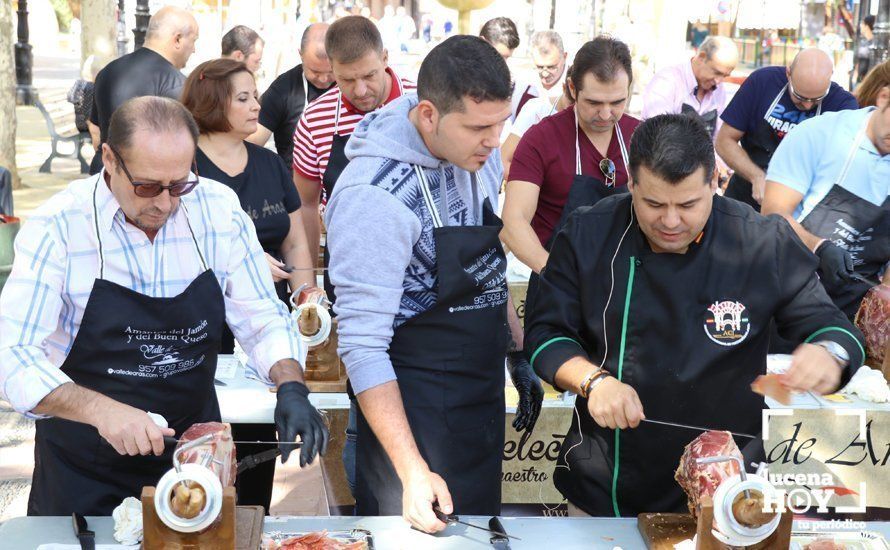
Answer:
[
  {"left": 88, "top": 5, "right": 199, "bottom": 174},
  {"left": 643, "top": 36, "right": 738, "bottom": 140},
  {"left": 716, "top": 48, "right": 858, "bottom": 209},
  {"left": 247, "top": 23, "right": 334, "bottom": 173}
]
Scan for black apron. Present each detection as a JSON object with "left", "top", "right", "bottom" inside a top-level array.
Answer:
[
  {"left": 321, "top": 139, "right": 348, "bottom": 307},
  {"left": 724, "top": 83, "right": 821, "bottom": 210},
  {"left": 28, "top": 179, "right": 224, "bottom": 516},
  {"left": 320, "top": 82, "right": 405, "bottom": 305},
  {"left": 680, "top": 102, "right": 718, "bottom": 138},
  {"left": 279, "top": 72, "right": 318, "bottom": 174},
  {"left": 355, "top": 167, "right": 509, "bottom": 516},
  {"left": 515, "top": 84, "right": 536, "bottom": 119},
  {"left": 526, "top": 109, "right": 630, "bottom": 321},
  {"left": 799, "top": 112, "right": 890, "bottom": 317}
]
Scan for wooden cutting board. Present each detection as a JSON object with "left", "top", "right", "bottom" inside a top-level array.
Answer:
[
  {"left": 637, "top": 513, "right": 698, "bottom": 549},
  {"left": 235, "top": 505, "right": 265, "bottom": 550}
]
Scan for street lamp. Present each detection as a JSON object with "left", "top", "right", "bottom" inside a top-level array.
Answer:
[
  {"left": 871, "top": 0, "right": 890, "bottom": 66},
  {"left": 14, "top": 0, "right": 35, "bottom": 105},
  {"left": 116, "top": 0, "right": 129, "bottom": 56},
  {"left": 133, "top": 0, "right": 151, "bottom": 49}
]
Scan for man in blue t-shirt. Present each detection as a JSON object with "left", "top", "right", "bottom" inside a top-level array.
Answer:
[
  {"left": 715, "top": 48, "right": 858, "bottom": 210},
  {"left": 762, "top": 74, "right": 890, "bottom": 318}
]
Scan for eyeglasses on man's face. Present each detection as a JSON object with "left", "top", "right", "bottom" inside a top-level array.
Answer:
[
  {"left": 108, "top": 146, "right": 199, "bottom": 198},
  {"left": 788, "top": 79, "right": 830, "bottom": 106}
]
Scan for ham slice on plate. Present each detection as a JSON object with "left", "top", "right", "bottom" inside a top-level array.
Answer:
[
  {"left": 277, "top": 531, "right": 368, "bottom": 549},
  {"left": 751, "top": 374, "right": 791, "bottom": 405},
  {"left": 674, "top": 430, "right": 742, "bottom": 518},
  {"left": 804, "top": 539, "right": 847, "bottom": 550}
]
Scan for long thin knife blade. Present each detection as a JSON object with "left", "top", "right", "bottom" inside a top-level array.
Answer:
[
  {"left": 452, "top": 518, "right": 521, "bottom": 541},
  {"left": 433, "top": 507, "right": 520, "bottom": 540},
  {"left": 163, "top": 437, "right": 298, "bottom": 446},
  {"left": 641, "top": 418, "right": 757, "bottom": 439}
]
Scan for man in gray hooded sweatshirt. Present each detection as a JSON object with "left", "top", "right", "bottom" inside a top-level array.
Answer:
[{"left": 326, "top": 36, "right": 540, "bottom": 533}]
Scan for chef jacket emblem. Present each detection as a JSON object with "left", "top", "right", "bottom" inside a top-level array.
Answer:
[{"left": 703, "top": 300, "right": 751, "bottom": 346}]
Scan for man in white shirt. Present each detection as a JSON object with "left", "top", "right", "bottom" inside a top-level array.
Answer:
[
  {"left": 642, "top": 36, "right": 738, "bottom": 139},
  {"left": 501, "top": 30, "right": 570, "bottom": 174},
  {"left": 0, "top": 97, "right": 328, "bottom": 516}
]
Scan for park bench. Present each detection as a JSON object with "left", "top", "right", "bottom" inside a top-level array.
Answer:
[{"left": 34, "top": 88, "right": 91, "bottom": 174}]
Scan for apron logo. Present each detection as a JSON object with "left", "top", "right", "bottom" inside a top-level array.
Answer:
[{"left": 703, "top": 300, "right": 751, "bottom": 346}]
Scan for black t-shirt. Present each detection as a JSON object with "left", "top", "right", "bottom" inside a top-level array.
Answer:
[
  {"left": 196, "top": 142, "right": 301, "bottom": 255},
  {"left": 90, "top": 47, "right": 185, "bottom": 143},
  {"left": 258, "top": 64, "right": 329, "bottom": 171}
]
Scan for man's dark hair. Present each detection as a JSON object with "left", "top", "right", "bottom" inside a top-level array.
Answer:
[
  {"left": 325, "top": 15, "right": 383, "bottom": 64},
  {"left": 221, "top": 25, "right": 262, "bottom": 57},
  {"left": 107, "top": 96, "right": 199, "bottom": 156},
  {"left": 628, "top": 114, "right": 715, "bottom": 184},
  {"left": 417, "top": 35, "right": 513, "bottom": 115},
  {"left": 479, "top": 17, "right": 519, "bottom": 50},
  {"left": 570, "top": 35, "right": 633, "bottom": 93}
]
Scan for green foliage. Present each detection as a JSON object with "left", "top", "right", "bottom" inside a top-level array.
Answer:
[{"left": 50, "top": 0, "right": 75, "bottom": 33}]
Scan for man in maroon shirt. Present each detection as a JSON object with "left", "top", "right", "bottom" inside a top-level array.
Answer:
[{"left": 502, "top": 36, "right": 640, "bottom": 277}]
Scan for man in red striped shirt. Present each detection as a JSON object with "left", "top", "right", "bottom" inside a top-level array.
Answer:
[{"left": 292, "top": 16, "right": 415, "bottom": 273}]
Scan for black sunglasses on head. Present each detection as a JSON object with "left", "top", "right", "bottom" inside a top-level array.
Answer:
[
  {"left": 599, "top": 158, "right": 616, "bottom": 187},
  {"left": 108, "top": 146, "right": 199, "bottom": 198}
]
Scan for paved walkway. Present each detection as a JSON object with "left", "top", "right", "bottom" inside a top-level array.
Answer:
[{"left": 1, "top": 51, "right": 86, "bottom": 522}]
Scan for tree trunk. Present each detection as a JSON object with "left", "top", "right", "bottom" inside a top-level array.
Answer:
[
  {"left": 81, "top": 0, "right": 117, "bottom": 69},
  {"left": 0, "top": 0, "right": 20, "bottom": 189}
]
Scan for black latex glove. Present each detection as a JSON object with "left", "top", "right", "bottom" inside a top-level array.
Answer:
[
  {"left": 506, "top": 351, "right": 544, "bottom": 433},
  {"left": 274, "top": 381, "right": 329, "bottom": 467},
  {"left": 815, "top": 241, "right": 857, "bottom": 290}
]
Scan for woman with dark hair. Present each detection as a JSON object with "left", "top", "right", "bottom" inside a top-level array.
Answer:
[
  {"left": 181, "top": 58, "right": 324, "bottom": 509},
  {"left": 182, "top": 59, "right": 323, "bottom": 318},
  {"left": 856, "top": 15, "right": 876, "bottom": 83}
]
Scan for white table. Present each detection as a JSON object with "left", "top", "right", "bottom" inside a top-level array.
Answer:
[
  {"left": 2, "top": 515, "right": 889, "bottom": 550},
  {"left": 214, "top": 357, "right": 576, "bottom": 424}
]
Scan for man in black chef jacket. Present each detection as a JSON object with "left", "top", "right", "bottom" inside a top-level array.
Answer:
[{"left": 525, "top": 114, "right": 865, "bottom": 517}]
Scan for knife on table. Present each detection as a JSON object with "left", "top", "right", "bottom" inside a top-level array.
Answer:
[
  {"left": 432, "top": 505, "right": 521, "bottom": 540},
  {"left": 72, "top": 513, "right": 95, "bottom": 550},
  {"left": 488, "top": 516, "right": 513, "bottom": 549}
]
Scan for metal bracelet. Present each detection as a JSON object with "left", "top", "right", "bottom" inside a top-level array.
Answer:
[
  {"left": 583, "top": 371, "right": 611, "bottom": 398},
  {"left": 577, "top": 368, "right": 603, "bottom": 399}
]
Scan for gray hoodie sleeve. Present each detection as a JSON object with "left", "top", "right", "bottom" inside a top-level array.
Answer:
[{"left": 326, "top": 184, "right": 422, "bottom": 395}]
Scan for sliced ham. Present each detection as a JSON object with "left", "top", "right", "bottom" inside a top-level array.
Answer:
[
  {"left": 804, "top": 539, "right": 847, "bottom": 550},
  {"left": 751, "top": 374, "right": 791, "bottom": 405},
  {"left": 855, "top": 284, "right": 889, "bottom": 364},
  {"left": 674, "top": 430, "right": 742, "bottom": 518},
  {"left": 176, "top": 422, "right": 237, "bottom": 487}
]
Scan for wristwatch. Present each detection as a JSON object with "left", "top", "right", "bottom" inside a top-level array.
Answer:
[{"left": 813, "top": 340, "right": 850, "bottom": 367}]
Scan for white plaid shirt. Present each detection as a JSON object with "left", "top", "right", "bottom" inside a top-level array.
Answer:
[{"left": 0, "top": 172, "right": 305, "bottom": 416}]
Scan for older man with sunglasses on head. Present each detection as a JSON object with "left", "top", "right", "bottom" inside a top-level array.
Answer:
[
  {"left": 0, "top": 96, "right": 328, "bottom": 517},
  {"left": 716, "top": 48, "right": 858, "bottom": 210}
]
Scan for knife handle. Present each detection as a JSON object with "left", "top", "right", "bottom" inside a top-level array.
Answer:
[
  {"left": 72, "top": 512, "right": 93, "bottom": 536},
  {"left": 432, "top": 503, "right": 457, "bottom": 526}
]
